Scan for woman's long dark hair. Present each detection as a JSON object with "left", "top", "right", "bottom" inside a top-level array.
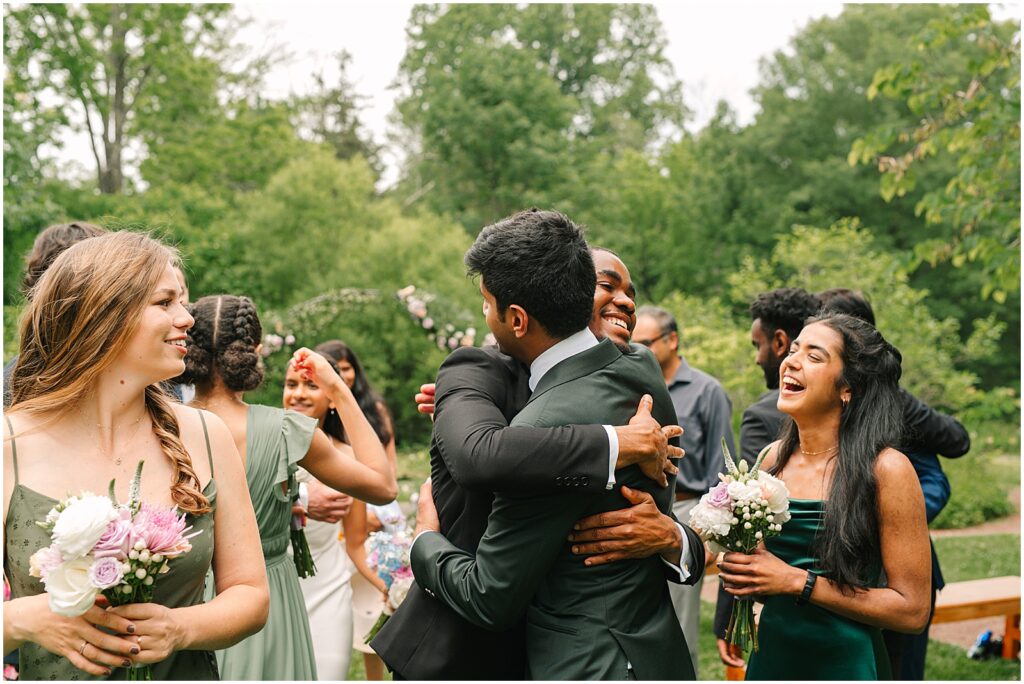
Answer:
[
  {"left": 770, "top": 313, "right": 903, "bottom": 593},
  {"left": 314, "top": 340, "right": 392, "bottom": 446}
]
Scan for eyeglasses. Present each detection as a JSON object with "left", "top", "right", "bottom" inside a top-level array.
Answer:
[{"left": 635, "top": 331, "right": 670, "bottom": 348}]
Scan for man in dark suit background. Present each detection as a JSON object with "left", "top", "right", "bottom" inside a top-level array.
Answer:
[
  {"left": 372, "top": 228, "right": 688, "bottom": 679},
  {"left": 409, "top": 210, "right": 703, "bottom": 680}
]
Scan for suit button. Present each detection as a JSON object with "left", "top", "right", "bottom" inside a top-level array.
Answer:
[
  {"left": 581, "top": 477, "right": 590, "bottom": 486},
  {"left": 555, "top": 476, "right": 563, "bottom": 486}
]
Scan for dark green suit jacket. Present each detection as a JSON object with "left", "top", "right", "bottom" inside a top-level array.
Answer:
[{"left": 412, "top": 339, "right": 701, "bottom": 680}]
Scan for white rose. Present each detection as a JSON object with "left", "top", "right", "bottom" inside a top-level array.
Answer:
[
  {"left": 758, "top": 472, "right": 792, "bottom": 517},
  {"left": 726, "top": 480, "right": 761, "bottom": 505},
  {"left": 688, "top": 502, "right": 734, "bottom": 539},
  {"left": 44, "top": 557, "right": 98, "bottom": 617},
  {"left": 388, "top": 576, "right": 413, "bottom": 610},
  {"left": 52, "top": 494, "right": 118, "bottom": 560}
]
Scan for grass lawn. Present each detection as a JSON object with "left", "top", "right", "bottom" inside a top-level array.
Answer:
[{"left": 934, "top": 534, "right": 1021, "bottom": 583}]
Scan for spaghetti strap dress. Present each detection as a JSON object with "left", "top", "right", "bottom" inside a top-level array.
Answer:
[
  {"left": 3, "top": 414, "right": 219, "bottom": 680},
  {"left": 745, "top": 498, "right": 891, "bottom": 680},
  {"left": 214, "top": 405, "right": 318, "bottom": 680}
]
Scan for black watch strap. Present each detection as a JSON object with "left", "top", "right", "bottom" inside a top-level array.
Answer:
[{"left": 795, "top": 570, "right": 817, "bottom": 606}]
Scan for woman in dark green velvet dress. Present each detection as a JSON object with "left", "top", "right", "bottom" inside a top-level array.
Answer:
[{"left": 719, "top": 313, "right": 932, "bottom": 681}]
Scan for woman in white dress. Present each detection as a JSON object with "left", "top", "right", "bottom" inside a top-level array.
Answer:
[{"left": 284, "top": 340, "right": 400, "bottom": 680}]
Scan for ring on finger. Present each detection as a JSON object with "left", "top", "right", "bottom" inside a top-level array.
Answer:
[{"left": 78, "top": 640, "right": 88, "bottom": 655}]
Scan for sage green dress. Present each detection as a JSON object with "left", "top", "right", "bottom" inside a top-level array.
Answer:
[
  {"left": 3, "top": 415, "right": 219, "bottom": 680},
  {"left": 746, "top": 498, "right": 891, "bottom": 680},
  {"left": 214, "top": 405, "right": 317, "bottom": 680}
]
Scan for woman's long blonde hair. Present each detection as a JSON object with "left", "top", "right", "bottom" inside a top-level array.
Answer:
[{"left": 9, "top": 231, "right": 210, "bottom": 515}]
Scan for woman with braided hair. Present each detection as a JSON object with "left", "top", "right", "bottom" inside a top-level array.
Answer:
[
  {"left": 4, "top": 231, "right": 269, "bottom": 680},
  {"left": 181, "top": 295, "right": 396, "bottom": 680},
  {"left": 718, "top": 313, "right": 931, "bottom": 680}
]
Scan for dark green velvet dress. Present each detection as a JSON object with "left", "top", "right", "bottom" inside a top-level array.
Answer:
[{"left": 746, "top": 498, "right": 891, "bottom": 681}]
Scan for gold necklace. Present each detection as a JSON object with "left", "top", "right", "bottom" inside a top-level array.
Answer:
[
  {"left": 799, "top": 443, "right": 839, "bottom": 457},
  {"left": 81, "top": 411, "right": 148, "bottom": 466}
]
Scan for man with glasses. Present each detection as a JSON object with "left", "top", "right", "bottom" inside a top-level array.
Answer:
[{"left": 632, "top": 305, "right": 736, "bottom": 678}]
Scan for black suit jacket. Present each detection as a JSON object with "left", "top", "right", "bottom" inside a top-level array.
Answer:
[
  {"left": 411, "top": 340, "right": 700, "bottom": 680},
  {"left": 371, "top": 345, "right": 610, "bottom": 679}
]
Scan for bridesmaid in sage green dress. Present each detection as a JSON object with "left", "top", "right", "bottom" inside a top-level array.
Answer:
[
  {"left": 4, "top": 232, "right": 269, "bottom": 680},
  {"left": 180, "top": 295, "right": 396, "bottom": 680},
  {"left": 718, "top": 314, "right": 931, "bottom": 680}
]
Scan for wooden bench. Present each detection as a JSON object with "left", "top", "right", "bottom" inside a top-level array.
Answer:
[{"left": 933, "top": 575, "right": 1021, "bottom": 659}]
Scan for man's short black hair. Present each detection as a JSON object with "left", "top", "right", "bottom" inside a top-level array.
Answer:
[
  {"left": 465, "top": 209, "right": 595, "bottom": 339},
  {"left": 817, "top": 288, "right": 876, "bottom": 326},
  {"left": 749, "top": 287, "right": 822, "bottom": 341}
]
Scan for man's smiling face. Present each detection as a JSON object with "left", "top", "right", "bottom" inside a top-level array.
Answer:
[{"left": 588, "top": 250, "right": 636, "bottom": 351}]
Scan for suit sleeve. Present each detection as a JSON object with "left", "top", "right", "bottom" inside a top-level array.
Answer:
[
  {"left": 433, "top": 348, "right": 609, "bottom": 493},
  {"left": 700, "top": 383, "right": 736, "bottom": 492},
  {"left": 411, "top": 490, "right": 591, "bottom": 631},
  {"left": 899, "top": 388, "right": 970, "bottom": 458},
  {"left": 739, "top": 407, "right": 773, "bottom": 466},
  {"left": 713, "top": 582, "right": 733, "bottom": 639}
]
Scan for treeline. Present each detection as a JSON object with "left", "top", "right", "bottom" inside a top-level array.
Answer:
[{"left": 3, "top": 4, "right": 1019, "bottom": 445}]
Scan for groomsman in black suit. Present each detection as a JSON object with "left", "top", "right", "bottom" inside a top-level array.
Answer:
[
  {"left": 372, "top": 214, "right": 689, "bottom": 679},
  {"left": 406, "top": 209, "right": 702, "bottom": 679}
]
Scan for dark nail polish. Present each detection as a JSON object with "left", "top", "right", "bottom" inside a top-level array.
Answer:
[
  {"left": 123, "top": 659, "right": 132, "bottom": 667},
  {"left": 126, "top": 624, "right": 135, "bottom": 634},
  {"left": 130, "top": 647, "right": 140, "bottom": 655}
]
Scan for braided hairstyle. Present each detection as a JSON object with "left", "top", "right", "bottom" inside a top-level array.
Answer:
[
  {"left": 10, "top": 231, "right": 210, "bottom": 515},
  {"left": 178, "top": 295, "right": 264, "bottom": 392},
  {"left": 771, "top": 312, "right": 903, "bottom": 593}
]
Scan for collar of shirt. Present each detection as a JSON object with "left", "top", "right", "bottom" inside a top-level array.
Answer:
[
  {"left": 528, "top": 328, "right": 599, "bottom": 392},
  {"left": 667, "top": 355, "right": 696, "bottom": 389}
]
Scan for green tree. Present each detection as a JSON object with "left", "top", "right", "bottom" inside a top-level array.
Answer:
[
  {"left": 393, "top": 3, "right": 685, "bottom": 228},
  {"left": 851, "top": 5, "right": 1021, "bottom": 302},
  {"left": 4, "top": 3, "right": 235, "bottom": 193},
  {"left": 291, "top": 51, "right": 383, "bottom": 180}
]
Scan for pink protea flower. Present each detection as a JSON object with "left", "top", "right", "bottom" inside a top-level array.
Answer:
[
  {"left": 132, "top": 503, "right": 197, "bottom": 558},
  {"left": 92, "top": 509, "right": 134, "bottom": 560}
]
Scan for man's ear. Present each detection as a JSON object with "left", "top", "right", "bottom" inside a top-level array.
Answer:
[
  {"left": 772, "top": 330, "right": 789, "bottom": 358},
  {"left": 508, "top": 304, "right": 530, "bottom": 338},
  {"left": 667, "top": 330, "right": 679, "bottom": 353}
]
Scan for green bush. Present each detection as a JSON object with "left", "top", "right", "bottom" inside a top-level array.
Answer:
[{"left": 932, "top": 451, "right": 1018, "bottom": 529}]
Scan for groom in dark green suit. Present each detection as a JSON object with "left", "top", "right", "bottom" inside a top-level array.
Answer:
[{"left": 410, "top": 209, "right": 702, "bottom": 680}]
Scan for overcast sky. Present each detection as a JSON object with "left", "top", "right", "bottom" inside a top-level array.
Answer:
[{"left": 53, "top": 2, "right": 1020, "bottom": 188}]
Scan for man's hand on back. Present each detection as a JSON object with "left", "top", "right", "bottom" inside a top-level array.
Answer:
[
  {"left": 567, "top": 485, "right": 682, "bottom": 566},
  {"left": 413, "top": 478, "right": 441, "bottom": 538},
  {"left": 305, "top": 479, "right": 353, "bottom": 524},
  {"left": 615, "top": 394, "right": 684, "bottom": 487}
]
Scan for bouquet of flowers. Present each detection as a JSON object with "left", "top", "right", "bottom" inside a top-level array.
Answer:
[
  {"left": 362, "top": 530, "right": 414, "bottom": 644},
  {"left": 30, "top": 462, "right": 201, "bottom": 680},
  {"left": 688, "top": 439, "right": 791, "bottom": 653}
]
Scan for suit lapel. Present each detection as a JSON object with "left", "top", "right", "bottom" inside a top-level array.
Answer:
[{"left": 526, "top": 338, "right": 621, "bottom": 406}]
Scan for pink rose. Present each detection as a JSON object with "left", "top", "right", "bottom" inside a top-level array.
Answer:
[
  {"left": 706, "top": 482, "right": 732, "bottom": 509},
  {"left": 92, "top": 510, "right": 134, "bottom": 560},
  {"left": 88, "top": 557, "right": 124, "bottom": 590}
]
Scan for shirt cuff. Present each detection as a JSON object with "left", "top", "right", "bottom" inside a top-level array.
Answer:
[
  {"left": 411, "top": 529, "right": 441, "bottom": 554},
  {"left": 298, "top": 482, "right": 309, "bottom": 510},
  {"left": 661, "top": 523, "right": 692, "bottom": 582},
  {"left": 603, "top": 425, "right": 618, "bottom": 490}
]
